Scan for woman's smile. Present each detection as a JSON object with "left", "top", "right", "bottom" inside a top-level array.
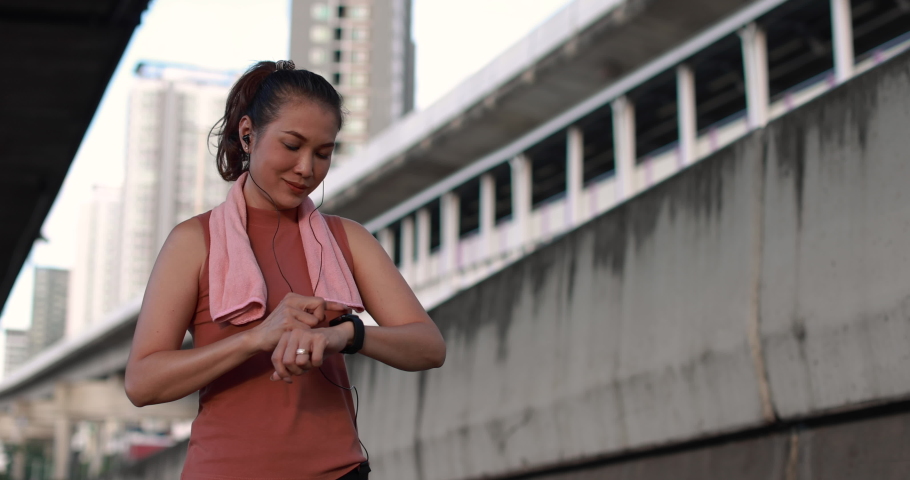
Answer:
[{"left": 283, "top": 178, "right": 307, "bottom": 194}]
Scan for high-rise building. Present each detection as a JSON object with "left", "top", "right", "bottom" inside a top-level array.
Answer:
[
  {"left": 290, "top": 0, "right": 416, "bottom": 161},
  {"left": 3, "top": 329, "right": 28, "bottom": 377},
  {"left": 67, "top": 185, "right": 122, "bottom": 338},
  {"left": 29, "top": 267, "right": 69, "bottom": 357},
  {"left": 118, "top": 62, "right": 235, "bottom": 304}
]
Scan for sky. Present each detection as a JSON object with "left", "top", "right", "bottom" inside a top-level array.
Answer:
[{"left": 0, "top": 0, "right": 574, "bottom": 333}]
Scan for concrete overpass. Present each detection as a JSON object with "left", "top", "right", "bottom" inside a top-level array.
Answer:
[
  {"left": 321, "top": 0, "right": 759, "bottom": 222},
  {"left": 351, "top": 44, "right": 910, "bottom": 479}
]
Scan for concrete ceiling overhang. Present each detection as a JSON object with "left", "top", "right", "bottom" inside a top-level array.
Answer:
[
  {"left": 0, "top": 0, "right": 151, "bottom": 312},
  {"left": 323, "top": 0, "right": 755, "bottom": 223}
]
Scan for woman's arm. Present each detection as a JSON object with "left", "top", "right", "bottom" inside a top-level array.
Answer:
[
  {"left": 124, "top": 219, "right": 330, "bottom": 406},
  {"left": 124, "top": 219, "right": 264, "bottom": 406},
  {"left": 341, "top": 218, "right": 446, "bottom": 371}
]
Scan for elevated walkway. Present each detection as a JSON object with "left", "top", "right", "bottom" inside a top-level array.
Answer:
[{"left": 351, "top": 47, "right": 910, "bottom": 479}]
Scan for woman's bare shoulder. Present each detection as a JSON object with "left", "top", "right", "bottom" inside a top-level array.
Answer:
[
  {"left": 160, "top": 216, "right": 208, "bottom": 274},
  {"left": 170, "top": 216, "right": 206, "bottom": 249}
]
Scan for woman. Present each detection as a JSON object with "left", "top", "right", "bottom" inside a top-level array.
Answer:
[{"left": 124, "top": 60, "right": 446, "bottom": 480}]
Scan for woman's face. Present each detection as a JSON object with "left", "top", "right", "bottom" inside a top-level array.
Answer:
[{"left": 240, "top": 99, "right": 339, "bottom": 210}]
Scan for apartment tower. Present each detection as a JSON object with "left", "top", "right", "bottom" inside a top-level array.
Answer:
[
  {"left": 67, "top": 185, "right": 122, "bottom": 338},
  {"left": 3, "top": 329, "right": 28, "bottom": 377},
  {"left": 289, "top": 0, "right": 415, "bottom": 161},
  {"left": 118, "top": 63, "right": 236, "bottom": 305},
  {"left": 29, "top": 267, "right": 69, "bottom": 357}
]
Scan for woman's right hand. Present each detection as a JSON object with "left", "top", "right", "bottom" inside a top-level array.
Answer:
[
  {"left": 247, "top": 293, "right": 345, "bottom": 352},
  {"left": 246, "top": 293, "right": 350, "bottom": 381}
]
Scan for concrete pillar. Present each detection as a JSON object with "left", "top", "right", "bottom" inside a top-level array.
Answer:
[
  {"left": 740, "top": 23, "right": 770, "bottom": 128},
  {"left": 611, "top": 96, "right": 637, "bottom": 200},
  {"left": 416, "top": 208, "right": 430, "bottom": 283},
  {"left": 441, "top": 192, "right": 460, "bottom": 275},
  {"left": 677, "top": 64, "right": 697, "bottom": 166},
  {"left": 479, "top": 173, "right": 496, "bottom": 258},
  {"left": 831, "top": 0, "right": 855, "bottom": 84},
  {"left": 87, "top": 421, "right": 104, "bottom": 478},
  {"left": 400, "top": 216, "right": 415, "bottom": 282},
  {"left": 11, "top": 447, "right": 25, "bottom": 480},
  {"left": 377, "top": 228, "right": 394, "bottom": 261},
  {"left": 510, "top": 155, "right": 532, "bottom": 248},
  {"left": 52, "top": 416, "right": 71, "bottom": 480},
  {"left": 566, "top": 127, "right": 584, "bottom": 225}
]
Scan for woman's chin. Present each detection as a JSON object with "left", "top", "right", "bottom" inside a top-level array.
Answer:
[{"left": 276, "top": 197, "right": 304, "bottom": 210}]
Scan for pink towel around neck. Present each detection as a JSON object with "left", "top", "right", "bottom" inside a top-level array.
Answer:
[{"left": 208, "top": 172, "right": 364, "bottom": 325}]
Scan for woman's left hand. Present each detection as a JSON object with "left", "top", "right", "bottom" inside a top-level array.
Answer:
[{"left": 269, "top": 324, "right": 353, "bottom": 382}]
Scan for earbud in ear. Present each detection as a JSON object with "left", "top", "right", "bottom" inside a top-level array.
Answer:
[{"left": 242, "top": 134, "right": 251, "bottom": 146}]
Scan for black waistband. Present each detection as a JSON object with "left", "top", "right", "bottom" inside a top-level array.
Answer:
[{"left": 337, "top": 462, "right": 370, "bottom": 480}]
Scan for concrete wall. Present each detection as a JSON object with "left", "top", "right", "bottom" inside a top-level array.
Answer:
[
  {"left": 347, "top": 49, "right": 910, "bottom": 479},
  {"left": 524, "top": 407, "right": 910, "bottom": 480}
]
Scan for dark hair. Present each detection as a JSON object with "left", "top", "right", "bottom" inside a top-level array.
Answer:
[{"left": 211, "top": 61, "right": 345, "bottom": 181}]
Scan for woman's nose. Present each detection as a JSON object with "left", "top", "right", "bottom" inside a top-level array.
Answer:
[{"left": 294, "top": 155, "right": 314, "bottom": 177}]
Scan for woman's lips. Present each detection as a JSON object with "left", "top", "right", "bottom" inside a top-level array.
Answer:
[{"left": 284, "top": 179, "right": 306, "bottom": 194}]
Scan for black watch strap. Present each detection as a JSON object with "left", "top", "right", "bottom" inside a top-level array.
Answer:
[{"left": 329, "top": 314, "right": 365, "bottom": 354}]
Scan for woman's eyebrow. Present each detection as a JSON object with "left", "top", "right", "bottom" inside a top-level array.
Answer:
[
  {"left": 282, "top": 130, "right": 307, "bottom": 141},
  {"left": 282, "top": 130, "right": 333, "bottom": 148}
]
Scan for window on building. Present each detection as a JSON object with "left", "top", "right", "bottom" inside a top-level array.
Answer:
[
  {"left": 350, "top": 6, "right": 370, "bottom": 19},
  {"left": 310, "top": 26, "right": 330, "bottom": 43},
  {"left": 334, "top": 28, "right": 344, "bottom": 40},
  {"left": 351, "top": 50, "right": 369, "bottom": 64},
  {"left": 332, "top": 72, "right": 342, "bottom": 85},
  {"left": 333, "top": 50, "right": 343, "bottom": 63},
  {"left": 310, "top": 49, "right": 328, "bottom": 65},
  {"left": 311, "top": 3, "right": 329, "bottom": 20},
  {"left": 428, "top": 199, "right": 441, "bottom": 251},
  {"left": 337, "top": 5, "right": 346, "bottom": 17},
  {"left": 350, "top": 73, "right": 368, "bottom": 87},
  {"left": 351, "top": 27, "right": 369, "bottom": 41},
  {"left": 457, "top": 178, "right": 481, "bottom": 237}
]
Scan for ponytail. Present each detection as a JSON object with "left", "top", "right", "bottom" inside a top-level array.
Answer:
[{"left": 211, "top": 61, "right": 345, "bottom": 182}]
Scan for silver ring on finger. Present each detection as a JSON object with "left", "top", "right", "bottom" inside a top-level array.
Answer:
[{"left": 296, "top": 348, "right": 308, "bottom": 355}]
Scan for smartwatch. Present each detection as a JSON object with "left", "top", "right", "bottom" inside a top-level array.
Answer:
[{"left": 329, "top": 314, "right": 365, "bottom": 354}]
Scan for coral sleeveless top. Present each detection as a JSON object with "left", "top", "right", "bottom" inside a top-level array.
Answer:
[{"left": 181, "top": 206, "right": 366, "bottom": 480}]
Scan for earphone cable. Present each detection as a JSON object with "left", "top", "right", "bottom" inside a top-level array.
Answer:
[{"left": 247, "top": 171, "right": 367, "bottom": 461}]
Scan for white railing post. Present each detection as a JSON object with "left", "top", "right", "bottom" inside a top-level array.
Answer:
[
  {"left": 567, "top": 126, "right": 584, "bottom": 225},
  {"left": 377, "top": 227, "right": 395, "bottom": 261},
  {"left": 480, "top": 173, "right": 496, "bottom": 259},
  {"left": 510, "top": 155, "right": 532, "bottom": 250},
  {"left": 441, "top": 192, "right": 460, "bottom": 276},
  {"left": 740, "top": 23, "right": 769, "bottom": 129},
  {"left": 416, "top": 208, "right": 430, "bottom": 284},
  {"left": 831, "top": 0, "right": 855, "bottom": 84},
  {"left": 400, "top": 215, "right": 415, "bottom": 282},
  {"left": 611, "top": 96, "right": 636, "bottom": 200},
  {"left": 677, "top": 63, "right": 697, "bottom": 166}
]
